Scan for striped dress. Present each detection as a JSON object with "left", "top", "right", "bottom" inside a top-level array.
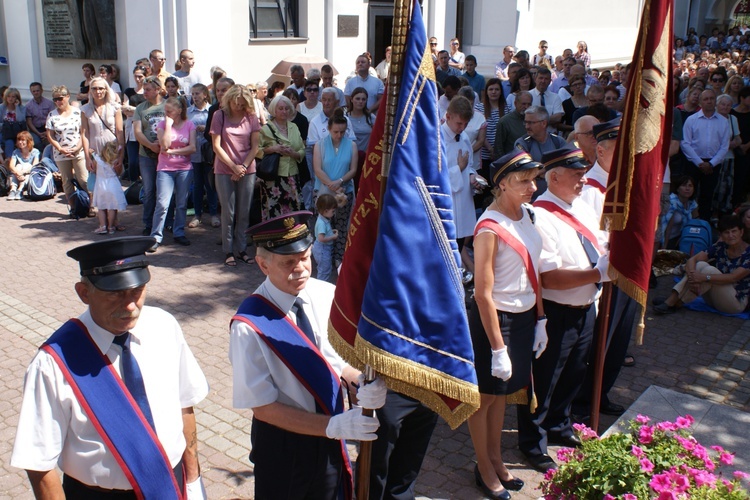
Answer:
[{"left": 474, "top": 103, "right": 502, "bottom": 162}]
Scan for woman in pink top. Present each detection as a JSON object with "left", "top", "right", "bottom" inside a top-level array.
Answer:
[
  {"left": 148, "top": 97, "right": 196, "bottom": 252},
  {"left": 210, "top": 85, "right": 261, "bottom": 267}
]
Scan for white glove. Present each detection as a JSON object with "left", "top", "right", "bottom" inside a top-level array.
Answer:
[
  {"left": 186, "top": 476, "right": 207, "bottom": 500},
  {"left": 325, "top": 407, "right": 380, "bottom": 441},
  {"left": 595, "top": 253, "right": 611, "bottom": 283},
  {"left": 356, "top": 374, "right": 387, "bottom": 409},
  {"left": 533, "top": 318, "right": 548, "bottom": 359},
  {"left": 491, "top": 346, "right": 512, "bottom": 381}
]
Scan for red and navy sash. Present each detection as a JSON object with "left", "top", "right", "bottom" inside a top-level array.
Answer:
[
  {"left": 233, "top": 294, "right": 353, "bottom": 500},
  {"left": 475, "top": 218, "right": 543, "bottom": 317},
  {"left": 586, "top": 178, "right": 606, "bottom": 194},
  {"left": 533, "top": 199, "right": 604, "bottom": 254},
  {"left": 42, "top": 319, "right": 182, "bottom": 500}
]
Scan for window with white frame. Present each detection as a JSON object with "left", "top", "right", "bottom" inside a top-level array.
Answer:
[{"left": 249, "top": 0, "right": 299, "bottom": 38}]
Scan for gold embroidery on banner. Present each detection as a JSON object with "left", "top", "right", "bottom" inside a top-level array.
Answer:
[{"left": 635, "top": 8, "right": 669, "bottom": 154}]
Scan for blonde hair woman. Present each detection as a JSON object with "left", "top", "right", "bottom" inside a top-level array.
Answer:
[
  {"left": 468, "top": 150, "right": 546, "bottom": 499},
  {"left": 46, "top": 85, "right": 89, "bottom": 215},
  {"left": 210, "top": 84, "right": 261, "bottom": 267},
  {"left": 1, "top": 87, "right": 27, "bottom": 158}
]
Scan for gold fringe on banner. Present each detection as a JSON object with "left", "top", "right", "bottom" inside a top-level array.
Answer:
[
  {"left": 355, "top": 337, "right": 480, "bottom": 429},
  {"left": 608, "top": 266, "right": 647, "bottom": 345}
]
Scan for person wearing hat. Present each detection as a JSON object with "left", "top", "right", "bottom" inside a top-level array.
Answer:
[
  {"left": 467, "top": 150, "right": 547, "bottom": 499},
  {"left": 517, "top": 147, "right": 610, "bottom": 473},
  {"left": 579, "top": 117, "right": 619, "bottom": 215},
  {"left": 574, "top": 118, "right": 635, "bottom": 419},
  {"left": 11, "top": 236, "right": 209, "bottom": 499},
  {"left": 229, "top": 211, "right": 387, "bottom": 499}
]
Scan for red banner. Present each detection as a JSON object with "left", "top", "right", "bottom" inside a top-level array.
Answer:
[{"left": 601, "top": 0, "right": 674, "bottom": 343}]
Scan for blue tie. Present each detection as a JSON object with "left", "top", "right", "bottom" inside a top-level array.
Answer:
[
  {"left": 293, "top": 298, "right": 317, "bottom": 346},
  {"left": 112, "top": 333, "right": 155, "bottom": 429},
  {"left": 578, "top": 233, "right": 602, "bottom": 290},
  {"left": 540, "top": 91, "right": 546, "bottom": 107}
]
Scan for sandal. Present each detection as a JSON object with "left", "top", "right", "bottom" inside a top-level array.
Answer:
[
  {"left": 224, "top": 253, "right": 237, "bottom": 267},
  {"left": 94, "top": 226, "right": 108, "bottom": 235},
  {"left": 238, "top": 251, "right": 254, "bottom": 265},
  {"left": 115, "top": 225, "right": 126, "bottom": 232},
  {"left": 108, "top": 227, "right": 116, "bottom": 235}
]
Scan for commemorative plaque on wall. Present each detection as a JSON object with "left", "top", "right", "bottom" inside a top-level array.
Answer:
[{"left": 42, "top": 0, "right": 117, "bottom": 59}]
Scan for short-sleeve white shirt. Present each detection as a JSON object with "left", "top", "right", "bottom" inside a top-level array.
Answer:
[
  {"left": 535, "top": 190, "right": 606, "bottom": 306},
  {"left": 11, "top": 307, "right": 209, "bottom": 489},
  {"left": 475, "top": 207, "right": 542, "bottom": 312},
  {"left": 579, "top": 161, "right": 608, "bottom": 219},
  {"left": 229, "top": 277, "right": 347, "bottom": 412}
]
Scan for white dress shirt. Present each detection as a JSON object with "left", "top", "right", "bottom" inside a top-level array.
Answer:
[
  {"left": 229, "top": 277, "right": 347, "bottom": 412},
  {"left": 535, "top": 190, "right": 607, "bottom": 306},
  {"left": 580, "top": 161, "right": 609, "bottom": 218},
  {"left": 681, "top": 110, "right": 731, "bottom": 168},
  {"left": 11, "top": 307, "right": 208, "bottom": 489}
]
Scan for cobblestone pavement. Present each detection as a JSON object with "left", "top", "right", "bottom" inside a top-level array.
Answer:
[{"left": 1, "top": 194, "right": 748, "bottom": 499}]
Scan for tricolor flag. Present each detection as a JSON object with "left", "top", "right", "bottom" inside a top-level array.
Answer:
[
  {"left": 328, "top": 0, "right": 479, "bottom": 428},
  {"left": 601, "top": 0, "right": 674, "bottom": 343}
]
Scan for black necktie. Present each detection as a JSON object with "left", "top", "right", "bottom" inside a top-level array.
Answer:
[
  {"left": 540, "top": 92, "right": 546, "bottom": 107},
  {"left": 293, "top": 298, "right": 316, "bottom": 345},
  {"left": 455, "top": 134, "right": 461, "bottom": 142},
  {"left": 578, "top": 233, "right": 602, "bottom": 290},
  {"left": 112, "top": 333, "right": 155, "bottom": 429}
]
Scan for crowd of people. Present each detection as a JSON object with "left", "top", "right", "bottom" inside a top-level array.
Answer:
[{"left": 6, "top": 27, "right": 750, "bottom": 500}]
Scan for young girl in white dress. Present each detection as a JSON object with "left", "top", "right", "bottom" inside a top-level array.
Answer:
[{"left": 91, "top": 140, "right": 127, "bottom": 234}]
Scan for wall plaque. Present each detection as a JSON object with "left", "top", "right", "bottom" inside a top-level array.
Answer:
[
  {"left": 42, "top": 0, "right": 117, "bottom": 59},
  {"left": 338, "top": 15, "right": 359, "bottom": 38}
]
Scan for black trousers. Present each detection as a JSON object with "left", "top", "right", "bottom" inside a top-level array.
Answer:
[
  {"left": 251, "top": 417, "right": 344, "bottom": 500},
  {"left": 368, "top": 390, "right": 438, "bottom": 500},
  {"left": 62, "top": 460, "right": 183, "bottom": 499},
  {"left": 687, "top": 161, "right": 721, "bottom": 221},
  {"left": 517, "top": 300, "right": 595, "bottom": 457},
  {"left": 574, "top": 287, "right": 638, "bottom": 414}
]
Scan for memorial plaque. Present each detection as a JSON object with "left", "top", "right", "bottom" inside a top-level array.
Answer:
[
  {"left": 338, "top": 15, "right": 359, "bottom": 38},
  {"left": 42, "top": 0, "right": 117, "bottom": 59}
]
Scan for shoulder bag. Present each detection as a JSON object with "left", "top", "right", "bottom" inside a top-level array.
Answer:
[{"left": 257, "top": 123, "right": 282, "bottom": 182}]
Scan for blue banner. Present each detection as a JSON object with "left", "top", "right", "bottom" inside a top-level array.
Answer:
[{"left": 355, "top": 0, "right": 479, "bottom": 428}]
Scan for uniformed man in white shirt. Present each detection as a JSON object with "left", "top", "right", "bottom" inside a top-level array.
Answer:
[
  {"left": 12, "top": 236, "right": 209, "bottom": 499},
  {"left": 229, "top": 211, "right": 386, "bottom": 499},
  {"left": 517, "top": 147, "right": 610, "bottom": 473}
]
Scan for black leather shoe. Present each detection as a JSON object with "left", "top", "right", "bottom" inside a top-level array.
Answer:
[
  {"left": 174, "top": 236, "right": 191, "bottom": 246},
  {"left": 523, "top": 453, "right": 557, "bottom": 473},
  {"left": 500, "top": 476, "right": 524, "bottom": 491},
  {"left": 474, "top": 465, "right": 511, "bottom": 500},
  {"left": 600, "top": 401, "right": 626, "bottom": 416},
  {"left": 548, "top": 434, "right": 582, "bottom": 448}
]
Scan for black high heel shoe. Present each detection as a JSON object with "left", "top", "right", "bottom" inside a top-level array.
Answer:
[
  {"left": 499, "top": 475, "right": 524, "bottom": 491},
  {"left": 474, "top": 464, "right": 511, "bottom": 500}
]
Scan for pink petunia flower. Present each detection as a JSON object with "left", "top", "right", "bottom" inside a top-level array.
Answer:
[
  {"left": 623, "top": 495, "right": 637, "bottom": 500},
  {"left": 640, "top": 458, "right": 655, "bottom": 473},
  {"left": 691, "top": 469, "right": 717, "bottom": 487},
  {"left": 603, "top": 495, "right": 616, "bottom": 500},
  {"left": 631, "top": 445, "right": 644, "bottom": 457},
  {"left": 733, "top": 471, "right": 750, "bottom": 480},
  {"left": 657, "top": 492, "right": 678, "bottom": 500},
  {"left": 650, "top": 473, "right": 672, "bottom": 492},
  {"left": 720, "top": 452, "right": 735, "bottom": 465},
  {"left": 675, "top": 415, "right": 694, "bottom": 429},
  {"left": 636, "top": 414, "right": 651, "bottom": 424},
  {"left": 639, "top": 425, "right": 654, "bottom": 444},
  {"left": 656, "top": 421, "right": 677, "bottom": 432}
]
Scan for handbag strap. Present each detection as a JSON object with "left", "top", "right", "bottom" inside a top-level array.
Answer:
[
  {"left": 266, "top": 123, "right": 281, "bottom": 144},
  {"left": 93, "top": 104, "right": 117, "bottom": 138}
]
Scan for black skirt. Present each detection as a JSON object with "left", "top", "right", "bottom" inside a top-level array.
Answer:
[{"left": 469, "top": 301, "right": 535, "bottom": 395}]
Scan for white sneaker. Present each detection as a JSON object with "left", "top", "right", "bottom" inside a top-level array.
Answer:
[
  {"left": 188, "top": 217, "right": 201, "bottom": 228},
  {"left": 7, "top": 190, "right": 17, "bottom": 200},
  {"left": 211, "top": 215, "right": 220, "bottom": 228},
  {"left": 15, "top": 190, "right": 23, "bottom": 200}
]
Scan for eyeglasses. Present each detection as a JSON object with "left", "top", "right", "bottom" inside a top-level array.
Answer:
[
  {"left": 52, "top": 95, "right": 67, "bottom": 102},
  {"left": 541, "top": 45, "right": 549, "bottom": 49},
  {"left": 305, "top": 87, "right": 319, "bottom": 92},
  {"left": 451, "top": 42, "right": 459, "bottom": 46},
  {"left": 151, "top": 57, "right": 166, "bottom": 61},
  {"left": 577, "top": 130, "right": 595, "bottom": 137},
  {"left": 430, "top": 42, "right": 437, "bottom": 46},
  {"left": 524, "top": 119, "right": 544, "bottom": 125}
]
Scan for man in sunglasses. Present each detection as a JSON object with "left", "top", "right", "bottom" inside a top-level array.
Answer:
[{"left": 149, "top": 48, "right": 172, "bottom": 87}]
